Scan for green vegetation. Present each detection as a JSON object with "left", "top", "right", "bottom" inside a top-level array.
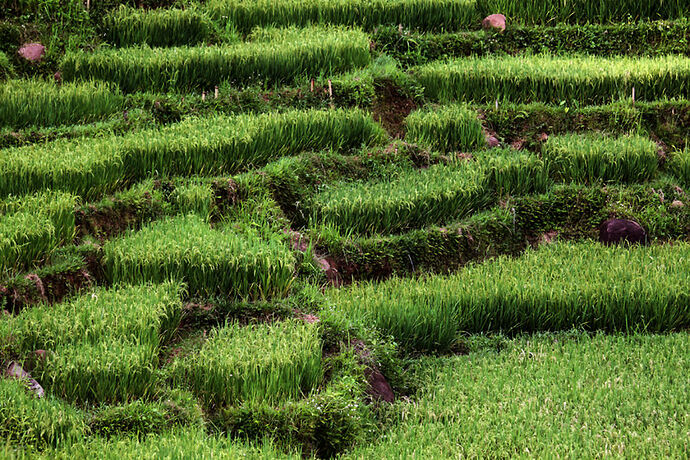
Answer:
[
  {"left": 103, "top": 6, "right": 213, "bottom": 47},
  {"left": 0, "top": 191, "right": 76, "bottom": 273},
  {"left": 668, "top": 148, "right": 690, "bottom": 186},
  {"left": 0, "top": 51, "right": 13, "bottom": 79},
  {"left": 330, "top": 243, "right": 690, "bottom": 351},
  {"left": 543, "top": 133, "right": 659, "bottom": 184},
  {"left": 415, "top": 55, "right": 690, "bottom": 104},
  {"left": 476, "top": 0, "right": 690, "bottom": 25},
  {"left": 62, "top": 27, "right": 371, "bottom": 92},
  {"left": 0, "top": 108, "right": 384, "bottom": 198},
  {"left": 404, "top": 104, "right": 486, "bottom": 152},
  {"left": 0, "top": 79, "right": 123, "bottom": 129},
  {"left": 347, "top": 332, "right": 690, "bottom": 458},
  {"left": 103, "top": 214, "right": 295, "bottom": 298},
  {"left": 206, "top": 0, "right": 479, "bottom": 32},
  {"left": 0, "top": 379, "right": 85, "bottom": 450},
  {"left": 477, "top": 148, "right": 550, "bottom": 195},
  {"left": 171, "top": 320, "right": 322, "bottom": 406},
  {"left": 311, "top": 161, "right": 488, "bottom": 234}
]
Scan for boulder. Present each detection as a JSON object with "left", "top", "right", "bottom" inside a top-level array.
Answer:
[
  {"left": 482, "top": 14, "right": 507, "bottom": 33},
  {"left": 598, "top": 219, "right": 647, "bottom": 246},
  {"left": 5, "top": 361, "right": 44, "bottom": 398},
  {"left": 18, "top": 43, "right": 45, "bottom": 63},
  {"left": 486, "top": 135, "right": 500, "bottom": 148}
]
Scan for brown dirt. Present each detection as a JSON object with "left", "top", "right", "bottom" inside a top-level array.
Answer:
[
  {"left": 0, "top": 268, "right": 95, "bottom": 314},
  {"left": 75, "top": 204, "right": 143, "bottom": 242},
  {"left": 372, "top": 81, "right": 417, "bottom": 138}
]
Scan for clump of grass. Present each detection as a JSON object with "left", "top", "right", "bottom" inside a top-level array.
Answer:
[
  {"left": 103, "top": 6, "right": 213, "bottom": 47},
  {"left": 103, "top": 214, "right": 295, "bottom": 298},
  {"left": 543, "top": 133, "right": 659, "bottom": 184},
  {"left": 0, "top": 282, "right": 184, "bottom": 356},
  {"left": 0, "top": 378, "right": 85, "bottom": 450},
  {"left": 405, "top": 104, "right": 487, "bottom": 152},
  {"left": 476, "top": 148, "right": 550, "bottom": 195},
  {"left": 476, "top": 0, "right": 690, "bottom": 25},
  {"left": 171, "top": 320, "right": 323, "bottom": 406},
  {"left": 0, "top": 51, "right": 14, "bottom": 80},
  {"left": 415, "top": 54, "right": 690, "bottom": 104},
  {"left": 0, "top": 79, "right": 123, "bottom": 129},
  {"left": 206, "top": 0, "right": 479, "bottom": 32},
  {"left": 0, "top": 191, "right": 77, "bottom": 273},
  {"left": 169, "top": 181, "right": 215, "bottom": 219},
  {"left": 330, "top": 242, "right": 690, "bottom": 351},
  {"left": 62, "top": 27, "right": 371, "bottom": 92},
  {"left": 310, "top": 160, "right": 489, "bottom": 234},
  {"left": 0, "top": 108, "right": 384, "bottom": 199},
  {"left": 667, "top": 148, "right": 690, "bottom": 186}
]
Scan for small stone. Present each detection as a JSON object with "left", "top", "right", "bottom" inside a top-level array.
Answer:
[
  {"left": 671, "top": 200, "right": 685, "bottom": 209},
  {"left": 18, "top": 43, "right": 45, "bottom": 62},
  {"left": 482, "top": 14, "right": 507, "bottom": 33},
  {"left": 486, "top": 135, "right": 500, "bottom": 148}
]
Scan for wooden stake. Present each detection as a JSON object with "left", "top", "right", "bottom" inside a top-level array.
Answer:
[
  {"left": 632, "top": 86, "right": 635, "bottom": 105},
  {"left": 214, "top": 86, "right": 219, "bottom": 99},
  {"left": 328, "top": 79, "right": 333, "bottom": 98},
  {"left": 202, "top": 91, "right": 206, "bottom": 101},
  {"left": 310, "top": 79, "right": 314, "bottom": 92}
]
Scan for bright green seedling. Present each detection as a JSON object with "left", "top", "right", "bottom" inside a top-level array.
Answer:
[{"left": 405, "top": 104, "right": 487, "bottom": 152}]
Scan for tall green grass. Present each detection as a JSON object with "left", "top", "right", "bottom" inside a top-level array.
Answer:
[
  {"left": 0, "top": 379, "right": 85, "bottom": 449},
  {"left": 172, "top": 320, "right": 322, "bottom": 406},
  {"left": 668, "top": 148, "right": 690, "bottom": 186},
  {"left": 207, "top": 0, "right": 478, "bottom": 32},
  {"left": 476, "top": 0, "right": 690, "bottom": 25},
  {"left": 310, "top": 161, "right": 489, "bottom": 234},
  {"left": 62, "top": 27, "right": 371, "bottom": 92},
  {"left": 0, "top": 108, "right": 384, "bottom": 198},
  {"left": 0, "top": 282, "right": 183, "bottom": 355},
  {"left": 0, "top": 191, "right": 76, "bottom": 273},
  {"left": 1, "top": 283, "right": 183, "bottom": 403},
  {"left": 0, "top": 79, "right": 123, "bottom": 129},
  {"left": 330, "top": 243, "right": 690, "bottom": 351},
  {"left": 405, "top": 104, "right": 487, "bottom": 152},
  {"left": 346, "top": 332, "right": 690, "bottom": 458},
  {"left": 103, "top": 214, "right": 295, "bottom": 298},
  {"left": 0, "top": 51, "right": 14, "bottom": 80},
  {"left": 543, "top": 133, "right": 659, "bottom": 184},
  {"left": 476, "top": 148, "right": 550, "bottom": 195},
  {"left": 415, "top": 55, "right": 690, "bottom": 104},
  {"left": 103, "top": 6, "right": 213, "bottom": 47}
]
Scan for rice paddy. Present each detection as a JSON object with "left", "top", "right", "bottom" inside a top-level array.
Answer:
[{"left": 2, "top": 1, "right": 689, "bottom": 458}]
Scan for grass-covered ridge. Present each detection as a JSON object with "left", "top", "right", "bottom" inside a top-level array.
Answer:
[
  {"left": 330, "top": 242, "right": 690, "bottom": 351},
  {"left": 62, "top": 27, "right": 371, "bottom": 92}
]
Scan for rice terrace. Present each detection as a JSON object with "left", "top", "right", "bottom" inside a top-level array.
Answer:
[{"left": 2, "top": 0, "right": 690, "bottom": 457}]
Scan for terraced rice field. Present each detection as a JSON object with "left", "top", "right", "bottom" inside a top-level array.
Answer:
[{"left": 1, "top": 0, "right": 690, "bottom": 458}]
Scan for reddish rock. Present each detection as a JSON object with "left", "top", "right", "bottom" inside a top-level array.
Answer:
[
  {"left": 671, "top": 200, "right": 685, "bottom": 209},
  {"left": 5, "top": 361, "right": 44, "bottom": 398},
  {"left": 18, "top": 43, "right": 45, "bottom": 62},
  {"left": 486, "top": 135, "right": 500, "bottom": 148},
  {"left": 482, "top": 14, "right": 507, "bottom": 32},
  {"left": 539, "top": 132, "right": 549, "bottom": 142},
  {"left": 599, "top": 219, "right": 647, "bottom": 246},
  {"left": 364, "top": 367, "right": 395, "bottom": 403}
]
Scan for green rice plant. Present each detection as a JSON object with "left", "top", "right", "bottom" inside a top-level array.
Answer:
[
  {"left": 405, "top": 104, "right": 487, "bottom": 152},
  {"left": 206, "top": 0, "right": 479, "bottom": 33},
  {"left": 667, "top": 148, "right": 690, "bottom": 186},
  {"left": 20, "top": 428, "right": 299, "bottom": 459},
  {"left": 169, "top": 181, "right": 215, "bottom": 219},
  {"left": 476, "top": 0, "right": 690, "bottom": 25},
  {"left": 103, "top": 214, "right": 295, "bottom": 298},
  {"left": 103, "top": 6, "right": 213, "bottom": 47},
  {"left": 330, "top": 242, "right": 690, "bottom": 351},
  {"left": 172, "top": 320, "right": 322, "bottom": 406},
  {"left": 543, "top": 133, "right": 659, "bottom": 184},
  {"left": 0, "top": 137, "right": 126, "bottom": 199},
  {"left": 0, "top": 282, "right": 183, "bottom": 355},
  {"left": 346, "top": 332, "right": 690, "bottom": 458},
  {"left": 476, "top": 148, "right": 550, "bottom": 195},
  {"left": 415, "top": 54, "right": 690, "bottom": 104},
  {"left": 0, "top": 191, "right": 77, "bottom": 273},
  {"left": 310, "top": 161, "right": 489, "bottom": 234},
  {"left": 0, "top": 379, "right": 85, "bottom": 449},
  {"left": 0, "top": 108, "right": 383, "bottom": 199},
  {"left": 37, "top": 340, "right": 160, "bottom": 403},
  {"left": 0, "top": 79, "right": 123, "bottom": 129},
  {"left": 62, "top": 27, "right": 371, "bottom": 92}
]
